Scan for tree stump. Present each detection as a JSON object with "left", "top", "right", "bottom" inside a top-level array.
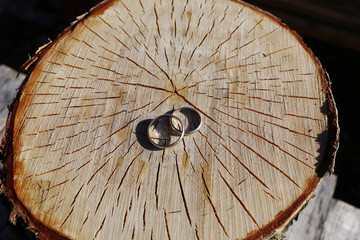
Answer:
[{"left": 0, "top": 0, "right": 339, "bottom": 239}]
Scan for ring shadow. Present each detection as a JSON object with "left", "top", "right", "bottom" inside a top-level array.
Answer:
[{"left": 135, "top": 119, "right": 162, "bottom": 151}]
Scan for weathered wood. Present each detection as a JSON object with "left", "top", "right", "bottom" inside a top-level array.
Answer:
[
  {"left": 0, "top": 65, "right": 25, "bottom": 171},
  {"left": 0, "top": 65, "right": 25, "bottom": 119},
  {"left": 0, "top": 65, "right": 29, "bottom": 240},
  {"left": 0, "top": 119, "right": 5, "bottom": 143},
  {"left": 284, "top": 175, "right": 337, "bottom": 240},
  {"left": 0, "top": 0, "right": 339, "bottom": 239},
  {"left": 320, "top": 199, "right": 360, "bottom": 240}
]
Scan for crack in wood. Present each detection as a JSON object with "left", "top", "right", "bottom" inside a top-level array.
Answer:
[
  {"left": 193, "top": 137, "right": 208, "bottom": 163},
  {"left": 163, "top": 209, "right": 172, "bottom": 240},
  {"left": 216, "top": 20, "right": 244, "bottom": 50},
  {"left": 59, "top": 206, "right": 74, "bottom": 229},
  {"left": 247, "top": 129, "right": 314, "bottom": 169},
  {"left": 92, "top": 216, "right": 106, "bottom": 240},
  {"left": 81, "top": 22, "right": 109, "bottom": 44},
  {"left": 155, "top": 161, "right": 161, "bottom": 210},
  {"left": 1, "top": 0, "right": 337, "bottom": 239},
  {"left": 220, "top": 142, "right": 269, "bottom": 189},
  {"left": 174, "top": 151, "right": 192, "bottom": 227},
  {"left": 207, "top": 195, "right": 229, "bottom": 237},
  {"left": 87, "top": 158, "right": 111, "bottom": 185},
  {"left": 218, "top": 170, "right": 259, "bottom": 228},
  {"left": 238, "top": 138, "right": 301, "bottom": 188},
  {"left": 117, "top": 150, "right": 144, "bottom": 190}
]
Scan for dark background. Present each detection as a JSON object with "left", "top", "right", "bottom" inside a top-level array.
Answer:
[{"left": 0, "top": 0, "right": 359, "bottom": 239}]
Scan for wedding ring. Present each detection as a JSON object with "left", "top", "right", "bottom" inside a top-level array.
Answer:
[
  {"left": 170, "top": 107, "right": 202, "bottom": 135},
  {"left": 147, "top": 114, "right": 185, "bottom": 149}
]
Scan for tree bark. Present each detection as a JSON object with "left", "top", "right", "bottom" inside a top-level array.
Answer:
[{"left": 0, "top": 0, "right": 339, "bottom": 239}]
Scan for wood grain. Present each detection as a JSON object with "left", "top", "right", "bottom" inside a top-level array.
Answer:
[
  {"left": 0, "top": 0, "right": 339, "bottom": 239},
  {"left": 320, "top": 199, "right": 360, "bottom": 240},
  {"left": 0, "top": 65, "right": 25, "bottom": 172}
]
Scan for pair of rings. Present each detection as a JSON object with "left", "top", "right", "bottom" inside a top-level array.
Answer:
[{"left": 147, "top": 107, "right": 202, "bottom": 149}]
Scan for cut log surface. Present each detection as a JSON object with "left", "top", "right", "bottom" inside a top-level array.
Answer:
[{"left": 0, "top": 0, "right": 339, "bottom": 239}]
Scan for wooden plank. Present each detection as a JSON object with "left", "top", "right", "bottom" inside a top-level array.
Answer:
[
  {"left": 0, "top": 65, "right": 25, "bottom": 119},
  {"left": 0, "top": 65, "right": 25, "bottom": 167},
  {"left": 320, "top": 199, "right": 360, "bottom": 240},
  {"left": 284, "top": 175, "right": 337, "bottom": 239},
  {"left": 0, "top": 119, "right": 5, "bottom": 142},
  {"left": 0, "top": 65, "right": 29, "bottom": 240}
]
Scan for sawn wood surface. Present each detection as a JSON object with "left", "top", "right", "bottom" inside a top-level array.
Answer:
[{"left": 0, "top": 0, "right": 339, "bottom": 239}]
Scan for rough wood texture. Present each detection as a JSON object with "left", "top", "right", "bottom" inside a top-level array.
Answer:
[
  {"left": 320, "top": 199, "right": 360, "bottom": 240},
  {"left": 0, "top": 65, "right": 24, "bottom": 163},
  {"left": 0, "top": 65, "right": 25, "bottom": 119},
  {"left": 0, "top": 0, "right": 339, "bottom": 239},
  {"left": 0, "top": 65, "right": 346, "bottom": 240}
]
